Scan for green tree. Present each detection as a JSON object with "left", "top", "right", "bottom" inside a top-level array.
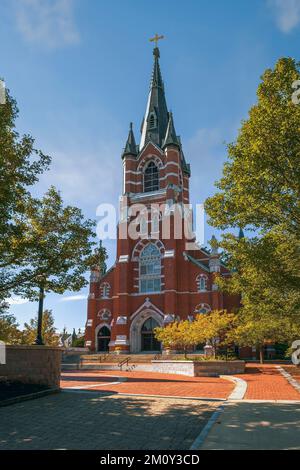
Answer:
[
  {"left": 2, "top": 187, "right": 97, "bottom": 301},
  {"left": 205, "top": 58, "right": 300, "bottom": 350},
  {"left": 0, "top": 312, "right": 21, "bottom": 344},
  {"left": 21, "top": 310, "right": 59, "bottom": 346},
  {"left": 0, "top": 87, "right": 50, "bottom": 309},
  {"left": 154, "top": 311, "right": 236, "bottom": 358},
  {"left": 72, "top": 336, "right": 85, "bottom": 348},
  {"left": 192, "top": 310, "right": 237, "bottom": 357},
  {"left": 155, "top": 321, "right": 197, "bottom": 357},
  {"left": 227, "top": 313, "right": 300, "bottom": 364},
  {"left": 15, "top": 187, "right": 103, "bottom": 344},
  {"left": 205, "top": 57, "right": 300, "bottom": 234}
]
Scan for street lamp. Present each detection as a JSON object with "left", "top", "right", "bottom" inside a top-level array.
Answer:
[{"left": 34, "top": 276, "right": 45, "bottom": 345}]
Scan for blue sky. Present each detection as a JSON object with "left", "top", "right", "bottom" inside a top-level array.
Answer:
[{"left": 2, "top": 0, "right": 299, "bottom": 332}]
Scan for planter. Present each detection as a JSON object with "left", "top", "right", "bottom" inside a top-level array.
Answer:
[
  {"left": 0, "top": 345, "right": 62, "bottom": 388},
  {"left": 151, "top": 360, "right": 245, "bottom": 377}
]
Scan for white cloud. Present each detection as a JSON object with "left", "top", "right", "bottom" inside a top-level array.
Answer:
[
  {"left": 268, "top": 0, "right": 300, "bottom": 33},
  {"left": 14, "top": 0, "right": 80, "bottom": 48},
  {"left": 60, "top": 294, "right": 86, "bottom": 302},
  {"left": 6, "top": 297, "right": 29, "bottom": 306}
]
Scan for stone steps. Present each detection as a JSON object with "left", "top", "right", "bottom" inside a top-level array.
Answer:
[
  {"left": 76, "top": 354, "right": 205, "bottom": 364},
  {"left": 61, "top": 363, "right": 153, "bottom": 372},
  {"left": 79, "top": 354, "right": 161, "bottom": 364}
]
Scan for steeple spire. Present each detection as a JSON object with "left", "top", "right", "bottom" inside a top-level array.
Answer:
[
  {"left": 238, "top": 227, "right": 245, "bottom": 239},
  {"left": 140, "top": 47, "right": 169, "bottom": 149},
  {"left": 162, "top": 112, "right": 180, "bottom": 149},
  {"left": 122, "top": 122, "right": 137, "bottom": 158}
]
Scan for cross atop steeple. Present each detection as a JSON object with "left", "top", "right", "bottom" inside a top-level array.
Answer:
[{"left": 149, "top": 33, "right": 164, "bottom": 48}]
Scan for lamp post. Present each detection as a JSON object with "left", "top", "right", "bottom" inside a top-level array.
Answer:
[{"left": 34, "top": 278, "right": 45, "bottom": 345}]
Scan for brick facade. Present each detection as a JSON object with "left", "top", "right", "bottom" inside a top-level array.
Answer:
[{"left": 85, "top": 47, "right": 240, "bottom": 354}]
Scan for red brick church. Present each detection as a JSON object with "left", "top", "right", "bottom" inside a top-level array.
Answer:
[{"left": 85, "top": 45, "right": 240, "bottom": 354}]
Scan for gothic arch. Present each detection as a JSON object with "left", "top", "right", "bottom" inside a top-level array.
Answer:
[
  {"left": 129, "top": 309, "right": 163, "bottom": 353},
  {"left": 100, "top": 282, "right": 111, "bottom": 298},
  {"left": 137, "top": 155, "right": 163, "bottom": 172},
  {"left": 95, "top": 323, "right": 111, "bottom": 352},
  {"left": 131, "top": 239, "right": 165, "bottom": 262}
]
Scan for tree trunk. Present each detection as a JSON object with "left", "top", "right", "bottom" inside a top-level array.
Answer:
[{"left": 259, "top": 344, "right": 264, "bottom": 364}]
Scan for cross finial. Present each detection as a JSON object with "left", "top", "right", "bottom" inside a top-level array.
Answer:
[{"left": 149, "top": 33, "right": 165, "bottom": 48}]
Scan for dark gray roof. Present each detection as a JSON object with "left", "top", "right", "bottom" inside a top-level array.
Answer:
[
  {"left": 140, "top": 47, "right": 169, "bottom": 149},
  {"left": 122, "top": 122, "right": 138, "bottom": 157},
  {"left": 184, "top": 252, "right": 210, "bottom": 273},
  {"left": 239, "top": 227, "right": 245, "bottom": 239},
  {"left": 162, "top": 112, "right": 180, "bottom": 149}
]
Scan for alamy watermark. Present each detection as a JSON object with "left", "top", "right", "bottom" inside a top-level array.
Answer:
[
  {"left": 96, "top": 199, "right": 205, "bottom": 250},
  {"left": 0, "top": 341, "right": 6, "bottom": 365},
  {"left": 0, "top": 80, "right": 6, "bottom": 105},
  {"left": 291, "top": 340, "right": 300, "bottom": 366},
  {"left": 292, "top": 80, "right": 300, "bottom": 105}
]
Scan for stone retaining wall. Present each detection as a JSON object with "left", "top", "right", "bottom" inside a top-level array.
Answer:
[
  {"left": 152, "top": 360, "right": 245, "bottom": 377},
  {"left": 0, "top": 345, "right": 62, "bottom": 389}
]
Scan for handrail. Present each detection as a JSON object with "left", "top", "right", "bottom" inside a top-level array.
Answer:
[{"left": 118, "top": 357, "right": 130, "bottom": 370}]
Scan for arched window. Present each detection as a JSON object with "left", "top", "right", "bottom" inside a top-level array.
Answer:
[
  {"left": 100, "top": 282, "right": 110, "bottom": 299},
  {"left": 196, "top": 274, "right": 208, "bottom": 292},
  {"left": 140, "top": 243, "right": 161, "bottom": 293},
  {"left": 144, "top": 162, "right": 159, "bottom": 192},
  {"left": 179, "top": 169, "right": 183, "bottom": 189},
  {"left": 149, "top": 113, "right": 156, "bottom": 129}
]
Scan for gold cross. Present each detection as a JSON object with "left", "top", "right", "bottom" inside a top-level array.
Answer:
[{"left": 149, "top": 33, "right": 165, "bottom": 48}]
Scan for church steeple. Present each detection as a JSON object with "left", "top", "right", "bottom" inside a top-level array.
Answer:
[
  {"left": 238, "top": 227, "right": 245, "bottom": 239},
  {"left": 140, "top": 47, "right": 169, "bottom": 149},
  {"left": 122, "top": 122, "right": 138, "bottom": 158}
]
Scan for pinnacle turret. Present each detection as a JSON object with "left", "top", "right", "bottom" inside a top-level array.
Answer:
[
  {"left": 122, "top": 122, "right": 138, "bottom": 158},
  {"left": 162, "top": 112, "right": 180, "bottom": 149}
]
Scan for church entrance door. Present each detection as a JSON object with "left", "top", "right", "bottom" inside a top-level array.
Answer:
[
  {"left": 141, "top": 318, "right": 161, "bottom": 352},
  {"left": 97, "top": 326, "right": 111, "bottom": 352}
]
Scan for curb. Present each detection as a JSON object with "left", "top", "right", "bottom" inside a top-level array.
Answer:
[
  {"left": 190, "top": 403, "right": 226, "bottom": 449},
  {"left": 277, "top": 366, "right": 300, "bottom": 395},
  {"left": 221, "top": 375, "right": 247, "bottom": 400},
  {"left": 0, "top": 388, "right": 60, "bottom": 408},
  {"left": 61, "top": 389, "right": 226, "bottom": 401},
  {"left": 62, "top": 376, "right": 127, "bottom": 390}
]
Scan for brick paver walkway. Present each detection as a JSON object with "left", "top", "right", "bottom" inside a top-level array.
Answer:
[
  {"left": 240, "top": 364, "right": 300, "bottom": 400},
  {"left": 60, "top": 364, "right": 300, "bottom": 401},
  {"left": 61, "top": 370, "right": 234, "bottom": 399},
  {"left": 0, "top": 392, "right": 218, "bottom": 450}
]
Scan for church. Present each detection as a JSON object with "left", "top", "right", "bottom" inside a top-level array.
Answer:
[{"left": 84, "top": 43, "right": 240, "bottom": 354}]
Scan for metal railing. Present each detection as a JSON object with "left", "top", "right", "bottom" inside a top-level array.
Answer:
[{"left": 118, "top": 357, "right": 131, "bottom": 370}]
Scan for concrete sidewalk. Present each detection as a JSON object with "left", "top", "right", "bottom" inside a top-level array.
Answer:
[{"left": 201, "top": 401, "right": 300, "bottom": 450}]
